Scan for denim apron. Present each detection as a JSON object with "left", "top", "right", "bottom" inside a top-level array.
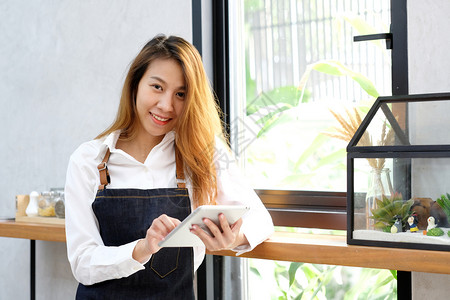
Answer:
[{"left": 75, "top": 146, "right": 195, "bottom": 300}]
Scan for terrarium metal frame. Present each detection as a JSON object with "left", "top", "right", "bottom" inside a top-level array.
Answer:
[{"left": 346, "top": 92, "right": 450, "bottom": 251}]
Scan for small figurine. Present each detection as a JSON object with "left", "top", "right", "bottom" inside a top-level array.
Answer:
[
  {"left": 390, "top": 215, "right": 403, "bottom": 233},
  {"left": 408, "top": 214, "right": 419, "bottom": 233},
  {"left": 427, "top": 216, "right": 437, "bottom": 231},
  {"left": 410, "top": 197, "right": 433, "bottom": 230}
]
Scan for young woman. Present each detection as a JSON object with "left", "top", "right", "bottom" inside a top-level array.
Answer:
[{"left": 65, "top": 35, "right": 274, "bottom": 299}]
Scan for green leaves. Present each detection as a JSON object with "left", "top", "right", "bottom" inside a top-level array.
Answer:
[
  {"left": 288, "top": 262, "right": 303, "bottom": 287},
  {"left": 247, "top": 60, "right": 379, "bottom": 139},
  {"left": 299, "top": 60, "right": 379, "bottom": 98},
  {"left": 247, "top": 86, "right": 309, "bottom": 115},
  {"left": 249, "top": 265, "right": 262, "bottom": 278},
  {"left": 251, "top": 259, "right": 397, "bottom": 299},
  {"left": 427, "top": 227, "right": 445, "bottom": 237},
  {"left": 370, "top": 195, "right": 413, "bottom": 230},
  {"left": 436, "top": 193, "right": 450, "bottom": 220},
  {"left": 343, "top": 268, "right": 396, "bottom": 300},
  {"left": 246, "top": 86, "right": 311, "bottom": 138},
  {"left": 389, "top": 270, "right": 397, "bottom": 280},
  {"left": 256, "top": 112, "right": 295, "bottom": 138}
]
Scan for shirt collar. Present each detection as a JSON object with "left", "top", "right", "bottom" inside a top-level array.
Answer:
[
  {"left": 94, "top": 131, "right": 120, "bottom": 160},
  {"left": 95, "top": 130, "right": 176, "bottom": 160}
]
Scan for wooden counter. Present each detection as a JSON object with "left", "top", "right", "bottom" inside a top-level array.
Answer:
[
  {"left": 0, "top": 219, "right": 65, "bottom": 242},
  {"left": 1, "top": 220, "right": 449, "bottom": 274},
  {"left": 208, "top": 231, "right": 450, "bottom": 275}
]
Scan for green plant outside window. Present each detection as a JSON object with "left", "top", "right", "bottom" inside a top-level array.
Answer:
[{"left": 233, "top": 0, "right": 397, "bottom": 298}]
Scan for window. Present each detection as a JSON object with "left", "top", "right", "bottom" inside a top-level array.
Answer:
[
  {"left": 223, "top": 0, "right": 400, "bottom": 229},
  {"left": 229, "top": 0, "right": 391, "bottom": 192},
  {"left": 208, "top": 0, "right": 408, "bottom": 299}
]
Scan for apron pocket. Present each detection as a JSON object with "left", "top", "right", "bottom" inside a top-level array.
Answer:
[{"left": 150, "top": 247, "right": 180, "bottom": 278}]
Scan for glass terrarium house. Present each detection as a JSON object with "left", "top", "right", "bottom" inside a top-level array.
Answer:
[{"left": 347, "top": 92, "right": 450, "bottom": 251}]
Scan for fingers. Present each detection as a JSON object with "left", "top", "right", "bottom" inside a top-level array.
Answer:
[
  {"left": 230, "top": 218, "right": 243, "bottom": 233},
  {"left": 190, "top": 214, "right": 243, "bottom": 251},
  {"left": 158, "top": 214, "right": 181, "bottom": 231},
  {"left": 148, "top": 215, "right": 171, "bottom": 238},
  {"left": 145, "top": 214, "right": 181, "bottom": 254}
]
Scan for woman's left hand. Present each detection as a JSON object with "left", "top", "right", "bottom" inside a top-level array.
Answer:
[{"left": 189, "top": 213, "right": 247, "bottom": 251}]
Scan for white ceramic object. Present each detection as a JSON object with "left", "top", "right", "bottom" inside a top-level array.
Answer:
[{"left": 26, "top": 191, "right": 40, "bottom": 217}]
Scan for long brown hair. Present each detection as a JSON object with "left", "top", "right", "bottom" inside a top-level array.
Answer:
[{"left": 97, "top": 35, "right": 225, "bottom": 207}]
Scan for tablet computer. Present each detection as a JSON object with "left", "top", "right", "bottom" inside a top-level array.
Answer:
[{"left": 158, "top": 205, "right": 250, "bottom": 247}]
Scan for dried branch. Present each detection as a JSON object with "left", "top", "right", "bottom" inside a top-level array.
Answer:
[{"left": 324, "top": 107, "right": 396, "bottom": 171}]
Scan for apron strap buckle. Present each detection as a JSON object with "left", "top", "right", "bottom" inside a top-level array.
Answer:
[
  {"left": 98, "top": 148, "right": 111, "bottom": 190},
  {"left": 176, "top": 178, "right": 186, "bottom": 189}
]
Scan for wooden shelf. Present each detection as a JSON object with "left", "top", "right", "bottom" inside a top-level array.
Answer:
[
  {"left": 207, "top": 231, "right": 450, "bottom": 275},
  {"left": 1, "top": 220, "right": 449, "bottom": 274},
  {"left": 0, "top": 219, "right": 65, "bottom": 242}
]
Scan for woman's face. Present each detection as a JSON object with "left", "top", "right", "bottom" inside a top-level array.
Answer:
[{"left": 135, "top": 58, "right": 186, "bottom": 142}]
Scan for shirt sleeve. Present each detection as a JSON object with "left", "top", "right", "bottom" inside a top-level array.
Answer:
[
  {"left": 64, "top": 147, "right": 146, "bottom": 286},
  {"left": 213, "top": 139, "right": 275, "bottom": 255}
]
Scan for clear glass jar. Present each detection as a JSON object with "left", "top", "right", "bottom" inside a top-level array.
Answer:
[
  {"left": 54, "top": 191, "right": 65, "bottom": 218},
  {"left": 38, "top": 191, "right": 57, "bottom": 217}
]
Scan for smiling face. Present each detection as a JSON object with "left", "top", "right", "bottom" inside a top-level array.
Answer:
[{"left": 135, "top": 58, "right": 186, "bottom": 144}]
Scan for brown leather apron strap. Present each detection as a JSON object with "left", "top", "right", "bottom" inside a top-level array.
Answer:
[
  {"left": 97, "top": 148, "right": 111, "bottom": 190},
  {"left": 175, "top": 145, "right": 186, "bottom": 188},
  {"left": 98, "top": 144, "right": 184, "bottom": 190}
]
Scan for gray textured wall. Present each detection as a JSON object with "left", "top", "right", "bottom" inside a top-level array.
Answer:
[
  {"left": 0, "top": 1, "right": 192, "bottom": 299},
  {"left": 408, "top": 0, "right": 450, "bottom": 298}
]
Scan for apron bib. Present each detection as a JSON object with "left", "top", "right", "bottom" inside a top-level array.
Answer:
[{"left": 75, "top": 146, "right": 194, "bottom": 300}]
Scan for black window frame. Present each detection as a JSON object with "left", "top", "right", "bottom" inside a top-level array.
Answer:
[
  {"left": 195, "top": 1, "right": 410, "bottom": 299},
  {"left": 211, "top": 0, "right": 408, "bottom": 231}
]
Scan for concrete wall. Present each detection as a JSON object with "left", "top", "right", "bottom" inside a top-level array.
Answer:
[
  {"left": 0, "top": 1, "right": 193, "bottom": 299},
  {"left": 408, "top": 0, "right": 450, "bottom": 298}
]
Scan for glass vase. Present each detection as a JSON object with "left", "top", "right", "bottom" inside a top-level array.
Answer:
[{"left": 365, "top": 168, "right": 394, "bottom": 230}]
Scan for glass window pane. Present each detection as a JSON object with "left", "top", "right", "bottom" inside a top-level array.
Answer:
[
  {"left": 354, "top": 99, "right": 450, "bottom": 148},
  {"left": 247, "top": 258, "right": 397, "bottom": 299},
  {"left": 229, "top": 0, "right": 392, "bottom": 192}
]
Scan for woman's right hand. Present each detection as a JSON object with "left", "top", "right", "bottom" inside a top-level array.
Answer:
[{"left": 132, "top": 214, "right": 181, "bottom": 263}]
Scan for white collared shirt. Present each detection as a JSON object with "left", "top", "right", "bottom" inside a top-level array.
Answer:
[{"left": 65, "top": 130, "right": 274, "bottom": 285}]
